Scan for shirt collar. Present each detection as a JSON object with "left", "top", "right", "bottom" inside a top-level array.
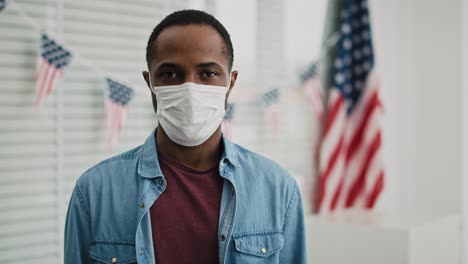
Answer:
[
  {"left": 221, "top": 133, "right": 240, "bottom": 168},
  {"left": 138, "top": 128, "right": 163, "bottom": 178},
  {"left": 138, "top": 128, "right": 239, "bottom": 178}
]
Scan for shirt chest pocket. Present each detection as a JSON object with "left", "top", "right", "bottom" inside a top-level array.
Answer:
[
  {"left": 89, "top": 241, "right": 137, "bottom": 264},
  {"left": 232, "top": 232, "right": 284, "bottom": 264}
]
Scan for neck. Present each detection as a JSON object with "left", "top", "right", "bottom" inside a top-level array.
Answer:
[{"left": 155, "top": 127, "right": 224, "bottom": 171}]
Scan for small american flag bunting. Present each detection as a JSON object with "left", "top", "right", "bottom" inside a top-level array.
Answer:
[
  {"left": 222, "top": 103, "right": 235, "bottom": 140},
  {"left": 105, "top": 78, "right": 135, "bottom": 146},
  {"left": 35, "top": 33, "right": 72, "bottom": 109},
  {"left": 261, "top": 88, "right": 280, "bottom": 137},
  {"left": 300, "top": 62, "right": 324, "bottom": 120}
]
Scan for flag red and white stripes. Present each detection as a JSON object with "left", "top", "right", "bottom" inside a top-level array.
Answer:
[
  {"left": 35, "top": 57, "right": 63, "bottom": 108},
  {"left": 106, "top": 100, "right": 129, "bottom": 146},
  {"left": 304, "top": 75, "right": 324, "bottom": 120},
  {"left": 316, "top": 70, "right": 384, "bottom": 213}
]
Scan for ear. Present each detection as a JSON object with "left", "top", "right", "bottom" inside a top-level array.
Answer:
[
  {"left": 228, "top": 70, "right": 238, "bottom": 90},
  {"left": 142, "top": 70, "right": 151, "bottom": 90},
  {"left": 143, "top": 70, "right": 158, "bottom": 114},
  {"left": 225, "top": 70, "right": 238, "bottom": 107}
]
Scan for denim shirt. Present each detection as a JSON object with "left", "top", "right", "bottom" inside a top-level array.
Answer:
[{"left": 64, "top": 129, "right": 307, "bottom": 264}]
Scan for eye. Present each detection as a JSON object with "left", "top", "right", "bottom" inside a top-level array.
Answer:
[
  {"left": 159, "top": 71, "right": 177, "bottom": 79},
  {"left": 201, "top": 71, "right": 217, "bottom": 78}
]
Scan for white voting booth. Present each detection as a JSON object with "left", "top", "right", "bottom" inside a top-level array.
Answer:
[{"left": 305, "top": 212, "right": 460, "bottom": 264}]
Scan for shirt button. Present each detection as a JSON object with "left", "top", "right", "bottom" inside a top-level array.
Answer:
[
  {"left": 261, "top": 247, "right": 267, "bottom": 254},
  {"left": 158, "top": 180, "right": 164, "bottom": 186},
  {"left": 139, "top": 202, "right": 145, "bottom": 208},
  {"left": 139, "top": 249, "right": 144, "bottom": 254},
  {"left": 220, "top": 234, "right": 226, "bottom": 241},
  {"left": 111, "top": 257, "right": 117, "bottom": 263}
]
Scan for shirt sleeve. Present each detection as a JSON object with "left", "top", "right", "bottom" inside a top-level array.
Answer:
[
  {"left": 64, "top": 184, "right": 91, "bottom": 264},
  {"left": 279, "top": 182, "right": 308, "bottom": 264}
]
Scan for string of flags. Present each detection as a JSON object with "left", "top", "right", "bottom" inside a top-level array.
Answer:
[
  {"left": 1, "top": 0, "right": 135, "bottom": 147},
  {"left": 2, "top": 0, "right": 327, "bottom": 145}
]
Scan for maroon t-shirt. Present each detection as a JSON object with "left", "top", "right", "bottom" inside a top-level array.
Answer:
[{"left": 150, "top": 151, "right": 223, "bottom": 264}]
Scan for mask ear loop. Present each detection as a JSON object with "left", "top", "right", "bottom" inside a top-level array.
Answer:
[
  {"left": 148, "top": 71, "right": 161, "bottom": 116},
  {"left": 227, "top": 72, "right": 232, "bottom": 89},
  {"left": 148, "top": 71, "right": 155, "bottom": 93}
]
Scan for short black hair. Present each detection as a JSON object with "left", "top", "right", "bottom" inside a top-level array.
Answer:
[{"left": 145, "top": 9, "right": 234, "bottom": 70}]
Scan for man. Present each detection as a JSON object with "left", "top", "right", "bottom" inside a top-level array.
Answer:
[{"left": 64, "top": 9, "right": 307, "bottom": 264}]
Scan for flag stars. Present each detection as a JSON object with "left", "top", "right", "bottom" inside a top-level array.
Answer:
[
  {"left": 41, "top": 34, "right": 72, "bottom": 69},
  {"left": 224, "top": 103, "right": 235, "bottom": 120},
  {"left": 344, "top": 84, "right": 352, "bottom": 94},
  {"left": 353, "top": 35, "right": 361, "bottom": 44},
  {"left": 334, "top": 58, "right": 343, "bottom": 68},
  {"left": 352, "top": 19, "right": 360, "bottom": 29},
  {"left": 335, "top": 73, "right": 345, "bottom": 84},
  {"left": 299, "top": 62, "right": 319, "bottom": 83},
  {"left": 362, "top": 30, "right": 370, "bottom": 40},
  {"left": 361, "top": 15, "right": 369, "bottom": 25},
  {"left": 353, "top": 50, "right": 362, "bottom": 60},
  {"left": 344, "top": 55, "right": 352, "bottom": 66},
  {"left": 343, "top": 39, "right": 352, "bottom": 50},
  {"left": 342, "top": 23, "right": 351, "bottom": 34},
  {"left": 106, "top": 78, "right": 135, "bottom": 106},
  {"left": 363, "top": 61, "right": 372, "bottom": 71},
  {"left": 363, "top": 46, "right": 371, "bottom": 56},
  {"left": 331, "top": 0, "right": 375, "bottom": 114},
  {"left": 340, "top": 10, "right": 348, "bottom": 19},
  {"left": 345, "top": 70, "right": 352, "bottom": 80},
  {"left": 361, "top": 0, "right": 368, "bottom": 9},
  {"left": 355, "top": 80, "right": 363, "bottom": 90},
  {"left": 354, "top": 65, "right": 363, "bottom": 75},
  {"left": 261, "top": 88, "right": 280, "bottom": 107}
]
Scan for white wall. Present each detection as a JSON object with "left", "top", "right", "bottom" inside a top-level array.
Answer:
[
  {"left": 371, "top": 0, "right": 463, "bottom": 215},
  {"left": 284, "top": 0, "right": 326, "bottom": 82},
  {"left": 462, "top": 0, "right": 468, "bottom": 262},
  {"left": 214, "top": 0, "right": 257, "bottom": 88}
]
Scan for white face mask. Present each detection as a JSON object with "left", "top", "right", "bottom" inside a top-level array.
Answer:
[{"left": 149, "top": 78, "right": 229, "bottom": 147}]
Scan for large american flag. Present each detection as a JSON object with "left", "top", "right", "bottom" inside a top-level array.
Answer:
[
  {"left": 35, "top": 33, "right": 72, "bottom": 109},
  {"left": 316, "top": 0, "right": 385, "bottom": 213},
  {"left": 105, "top": 78, "right": 134, "bottom": 146}
]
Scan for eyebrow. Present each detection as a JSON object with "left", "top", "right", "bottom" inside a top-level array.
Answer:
[
  {"left": 155, "top": 62, "right": 222, "bottom": 70},
  {"left": 196, "top": 62, "right": 222, "bottom": 68},
  {"left": 156, "top": 63, "right": 179, "bottom": 70}
]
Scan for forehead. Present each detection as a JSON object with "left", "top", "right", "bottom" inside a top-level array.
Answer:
[{"left": 151, "top": 24, "right": 229, "bottom": 70}]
